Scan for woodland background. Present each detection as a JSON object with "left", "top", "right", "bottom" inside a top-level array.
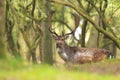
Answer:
[{"left": 0, "top": 0, "right": 120, "bottom": 80}]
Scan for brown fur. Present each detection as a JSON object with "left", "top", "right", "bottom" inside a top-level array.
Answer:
[{"left": 53, "top": 36, "right": 112, "bottom": 64}]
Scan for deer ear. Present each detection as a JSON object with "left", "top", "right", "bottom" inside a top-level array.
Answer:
[{"left": 52, "top": 34, "right": 58, "bottom": 40}]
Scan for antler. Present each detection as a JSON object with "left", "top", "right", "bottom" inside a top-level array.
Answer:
[
  {"left": 63, "top": 31, "right": 74, "bottom": 36},
  {"left": 63, "top": 13, "right": 80, "bottom": 37},
  {"left": 49, "top": 27, "right": 59, "bottom": 37},
  {"left": 49, "top": 12, "right": 79, "bottom": 37}
]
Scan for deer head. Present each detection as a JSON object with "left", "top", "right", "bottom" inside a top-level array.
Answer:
[
  {"left": 49, "top": 26, "right": 73, "bottom": 47},
  {"left": 53, "top": 35, "right": 69, "bottom": 48},
  {"left": 49, "top": 27, "right": 75, "bottom": 61}
]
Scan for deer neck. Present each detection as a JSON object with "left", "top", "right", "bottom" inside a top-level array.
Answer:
[{"left": 56, "top": 43, "right": 70, "bottom": 61}]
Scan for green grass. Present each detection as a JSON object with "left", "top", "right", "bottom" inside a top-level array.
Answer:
[{"left": 0, "top": 59, "right": 120, "bottom": 80}]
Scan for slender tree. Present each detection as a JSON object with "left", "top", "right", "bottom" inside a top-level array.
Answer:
[
  {"left": 5, "top": 0, "right": 21, "bottom": 59},
  {"left": 41, "top": 1, "right": 54, "bottom": 64},
  {"left": 0, "top": 0, "right": 7, "bottom": 59}
]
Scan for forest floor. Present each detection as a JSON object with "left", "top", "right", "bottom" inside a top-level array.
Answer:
[{"left": 0, "top": 59, "right": 120, "bottom": 80}]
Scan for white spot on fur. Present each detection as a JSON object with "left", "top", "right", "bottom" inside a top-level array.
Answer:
[
  {"left": 62, "top": 52, "right": 68, "bottom": 59},
  {"left": 56, "top": 47, "right": 68, "bottom": 60},
  {"left": 56, "top": 48, "right": 61, "bottom": 53}
]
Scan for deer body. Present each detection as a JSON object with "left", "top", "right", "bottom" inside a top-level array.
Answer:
[
  {"left": 57, "top": 45, "right": 112, "bottom": 64},
  {"left": 54, "top": 36, "right": 112, "bottom": 64}
]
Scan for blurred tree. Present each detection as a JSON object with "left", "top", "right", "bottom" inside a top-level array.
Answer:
[
  {"left": 0, "top": 0, "right": 7, "bottom": 59},
  {"left": 41, "top": 1, "right": 54, "bottom": 65},
  {"left": 5, "top": 0, "right": 21, "bottom": 59},
  {"left": 19, "top": 0, "right": 44, "bottom": 63}
]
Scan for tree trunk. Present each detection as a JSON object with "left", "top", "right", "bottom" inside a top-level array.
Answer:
[
  {"left": 41, "top": 22, "right": 54, "bottom": 65},
  {"left": 87, "top": 27, "right": 98, "bottom": 48},
  {"left": 81, "top": 19, "right": 88, "bottom": 47},
  {"left": 5, "top": 0, "right": 21, "bottom": 59},
  {"left": 41, "top": 2, "right": 54, "bottom": 65},
  {"left": 0, "top": 0, "right": 7, "bottom": 59}
]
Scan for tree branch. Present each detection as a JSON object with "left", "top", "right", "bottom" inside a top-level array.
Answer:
[{"left": 48, "top": 0, "right": 120, "bottom": 48}]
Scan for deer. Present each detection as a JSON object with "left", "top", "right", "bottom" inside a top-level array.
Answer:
[{"left": 49, "top": 28, "right": 114, "bottom": 64}]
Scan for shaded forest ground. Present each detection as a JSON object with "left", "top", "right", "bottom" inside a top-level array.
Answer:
[{"left": 0, "top": 59, "right": 120, "bottom": 80}]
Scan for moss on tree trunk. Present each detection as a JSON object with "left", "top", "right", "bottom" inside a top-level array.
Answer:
[
  {"left": 41, "top": 22, "right": 54, "bottom": 65},
  {"left": 0, "top": 0, "right": 7, "bottom": 59}
]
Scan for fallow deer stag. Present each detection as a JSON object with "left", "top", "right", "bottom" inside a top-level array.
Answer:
[{"left": 50, "top": 29, "right": 113, "bottom": 64}]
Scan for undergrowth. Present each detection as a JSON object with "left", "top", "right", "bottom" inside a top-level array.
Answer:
[{"left": 0, "top": 59, "right": 120, "bottom": 80}]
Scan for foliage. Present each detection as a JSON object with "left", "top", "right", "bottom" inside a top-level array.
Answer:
[{"left": 1, "top": 0, "right": 120, "bottom": 63}]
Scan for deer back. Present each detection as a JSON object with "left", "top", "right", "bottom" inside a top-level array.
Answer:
[{"left": 59, "top": 46, "right": 112, "bottom": 64}]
